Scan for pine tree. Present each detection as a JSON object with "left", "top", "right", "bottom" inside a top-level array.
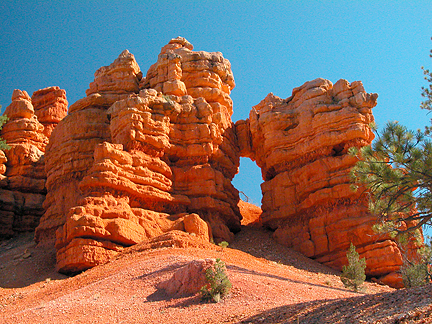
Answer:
[
  {"left": 350, "top": 44, "right": 432, "bottom": 287},
  {"left": 400, "top": 237, "right": 432, "bottom": 287},
  {"left": 350, "top": 121, "right": 432, "bottom": 235},
  {"left": 350, "top": 44, "right": 432, "bottom": 236},
  {"left": 340, "top": 243, "right": 366, "bottom": 292}
]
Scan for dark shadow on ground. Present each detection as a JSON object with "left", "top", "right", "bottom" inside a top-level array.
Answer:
[
  {"left": 227, "top": 264, "right": 354, "bottom": 294},
  {"left": 230, "top": 226, "right": 340, "bottom": 276},
  {"left": 238, "top": 284, "right": 432, "bottom": 324},
  {"left": 134, "top": 261, "right": 187, "bottom": 280},
  {"left": 0, "top": 232, "right": 68, "bottom": 288},
  {"left": 146, "top": 287, "right": 205, "bottom": 308}
]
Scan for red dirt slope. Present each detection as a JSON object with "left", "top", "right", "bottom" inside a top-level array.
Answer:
[{"left": 0, "top": 203, "right": 431, "bottom": 323}]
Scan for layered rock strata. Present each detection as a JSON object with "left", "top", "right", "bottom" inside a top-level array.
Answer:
[
  {"left": 0, "top": 88, "right": 67, "bottom": 238},
  {"left": 35, "top": 50, "right": 141, "bottom": 245},
  {"left": 32, "top": 86, "right": 68, "bottom": 138},
  {"left": 38, "top": 38, "right": 241, "bottom": 273},
  {"left": 3, "top": 37, "right": 408, "bottom": 285},
  {"left": 236, "top": 78, "right": 404, "bottom": 282},
  {"left": 142, "top": 37, "right": 241, "bottom": 243}
]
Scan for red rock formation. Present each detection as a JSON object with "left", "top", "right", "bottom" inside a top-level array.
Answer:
[
  {"left": 236, "top": 78, "right": 405, "bottom": 283},
  {"left": 54, "top": 139, "right": 194, "bottom": 273},
  {"left": 0, "top": 151, "right": 6, "bottom": 178},
  {"left": 0, "top": 88, "right": 67, "bottom": 238},
  {"left": 238, "top": 200, "right": 262, "bottom": 226},
  {"left": 0, "top": 149, "right": 12, "bottom": 237},
  {"left": 35, "top": 50, "right": 141, "bottom": 246},
  {"left": 38, "top": 38, "right": 240, "bottom": 273},
  {"left": 32, "top": 86, "right": 68, "bottom": 138},
  {"left": 4, "top": 37, "right": 405, "bottom": 286},
  {"left": 142, "top": 37, "right": 241, "bottom": 242}
]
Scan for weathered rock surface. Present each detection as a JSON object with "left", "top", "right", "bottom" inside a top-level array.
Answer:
[
  {"left": 35, "top": 50, "right": 141, "bottom": 246},
  {"left": 32, "top": 86, "right": 68, "bottom": 138},
  {"left": 238, "top": 200, "right": 262, "bottom": 226},
  {"left": 158, "top": 259, "right": 216, "bottom": 296},
  {"left": 236, "top": 78, "right": 405, "bottom": 283},
  {"left": 37, "top": 38, "right": 240, "bottom": 273},
  {"left": 3, "top": 37, "right": 409, "bottom": 287},
  {"left": 0, "top": 88, "right": 67, "bottom": 238},
  {"left": 142, "top": 37, "right": 241, "bottom": 243},
  {"left": 0, "top": 150, "right": 6, "bottom": 178}
]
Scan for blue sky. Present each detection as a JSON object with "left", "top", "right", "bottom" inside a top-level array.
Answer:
[{"left": 1, "top": 1, "right": 432, "bottom": 220}]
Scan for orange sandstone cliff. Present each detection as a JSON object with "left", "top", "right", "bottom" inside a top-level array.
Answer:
[
  {"left": 236, "top": 78, "right": 405, "bottom": 285},
  {"left": 0, "top": 87, "right": 67, "bottom": 238},
  {"left": 0, "top": 37, "right": 413, "bottom": 287},
  {"left": 34, "top": 37, "right": 241, "bottom": 273}
]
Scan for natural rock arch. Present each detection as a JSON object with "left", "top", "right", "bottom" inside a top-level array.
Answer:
[
  {"left": 235, "top": 78, "right": 411, "bottom": 286},
  {"left": 0, "top": 37, "right": 415, "bottom": 287}
]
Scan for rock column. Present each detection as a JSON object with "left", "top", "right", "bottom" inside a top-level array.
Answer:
[{"left": 236, "top": 78, "right": 407, "bottom": 283}]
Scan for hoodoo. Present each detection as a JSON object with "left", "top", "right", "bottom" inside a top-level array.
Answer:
[
  {"left": 0, "top": 37, "right": 413, "bottom": 286},
  {"left": 34, "top": 37, "right": 241, "bottom": 273},
  {"left": 0, "top": 88, "right": 67, "bottom": 239},
  {"left": 236, "top": 78, "right": 410, "bottom": 286}
]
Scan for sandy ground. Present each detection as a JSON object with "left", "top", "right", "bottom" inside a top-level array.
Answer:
[{"left": 1, "top": 206, "right": 432, "bottom": 323}]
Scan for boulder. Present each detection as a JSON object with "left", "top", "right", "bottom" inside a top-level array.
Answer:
[
  {"left": 238, "top": 200, "right": 262, "bottom": 226},
  {"left": 378, "top": 272, "right": 404, "bottom": 289},
  {"left": 159, "top": 259, "right": 216, "bottom": 296},
  {"left": 184, "top": 213, "right": 211, "bottom": 241}
]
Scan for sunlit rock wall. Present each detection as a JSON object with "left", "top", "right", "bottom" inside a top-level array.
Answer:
[
  {"left": 36, "top": 37, "right": 241, "bottom": 273},
  {"left": 0, "top": 88, "right": 67, "bottom": 238},
  {"left": 236, "top": 78, "right": 407, "bottom": 283}
]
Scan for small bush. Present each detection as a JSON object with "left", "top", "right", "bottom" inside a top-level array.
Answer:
[
  {"left": 401, "top": 238, "right": 432, "bottom": 288},
  {"left": 401, "top": 261, "right": 429, "bottom": 288},
  {"left": 200, "top": 258, "right": 232, "bottom": 303},
  {"left": 340, "top": 243, "right": 366, "bottom": 292},
  {"left": 0, "top": 114, "right": 10, "bottom": 151},
  {"left": 218, "top": 241, "right": 229, "bottom": 250}
]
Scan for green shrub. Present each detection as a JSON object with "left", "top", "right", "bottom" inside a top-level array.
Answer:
[
  {"left": 401, "top": 261, "right": 429, "bottom": 288},
  {"left": 0, "top": 114, "right": 10, "bottom": 151},
  {"left": 401, "top": 238, "right": 432, "bottom": 288},
  {"left": 218, "top": 241, "right": 229, "bottom": 250},
  {"left": 200, "top": 258, "right": 232, "bottom": 303},
  {"left": 340, "top": 243, "right": 366, "bottom": 292}
]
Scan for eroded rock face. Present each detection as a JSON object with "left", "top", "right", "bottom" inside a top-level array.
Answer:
[
  {"left": 38, "top": 37, "right": 241, "bottom": 273},
  {"left": 236, "top": 78, "right": 405, "bottom": 282},
  {"left": 35, "top": 50, "right": 141, "bottom": 246},
  {"left": 142, "top": 37, "right": 241, "bottom": 243},
  {"left": 4, "top": 37, "right": 407, "bottom": 286},
  {"left": 0, "top": 88, "right": 67, "bottom": 238},
  {"left": 32, "top": 86, "right": 68, "bottom": 138}
]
